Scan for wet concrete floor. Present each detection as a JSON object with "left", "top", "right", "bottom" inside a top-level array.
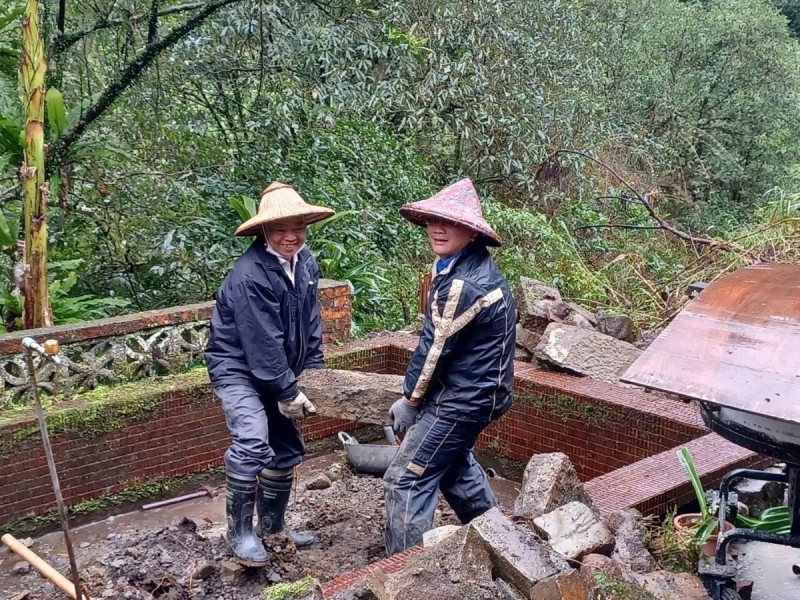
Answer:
[{"left": 735, "top": 541, "right": 800, "bottom": 600}]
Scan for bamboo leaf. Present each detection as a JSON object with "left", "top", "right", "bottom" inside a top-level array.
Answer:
[
  {"left": 695, "top": 518, "right": 719, "bottom": 545},
  {"left": 0, "top": 208, "right": 15, "bottom": 248},
  {"left": 45, "top": 87, "right": 68, "bottom": 137}
]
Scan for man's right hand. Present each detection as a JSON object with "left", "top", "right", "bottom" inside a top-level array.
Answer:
[
  {"left": 278, "top": 391, "right": 317, "bottom": 420},
  {"left": 389, "top": 397, "right": 420, "bottom": 433}
]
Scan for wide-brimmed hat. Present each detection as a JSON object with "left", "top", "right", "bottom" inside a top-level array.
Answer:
[
  {"left": 400, "top": 179, "right": 502, "bottom": 247},
  {"left": 235, "top": 182, "right": 335, "bottom": 236}
]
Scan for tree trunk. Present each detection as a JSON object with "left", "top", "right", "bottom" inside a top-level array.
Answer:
[{"left": 19, "top": 0, "right": 52, "bottom": 329}]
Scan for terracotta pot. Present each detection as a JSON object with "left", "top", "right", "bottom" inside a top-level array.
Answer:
[{"left": 673, "top": 513, "right": 736, "bottom": 557}]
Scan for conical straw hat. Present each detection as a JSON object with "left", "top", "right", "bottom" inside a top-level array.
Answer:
[
  {"left": 235, "top": 182, "right": 335, "bottom": 236},
  {"left": 400, "top": 179, "right": 502, "bottom": 246}
]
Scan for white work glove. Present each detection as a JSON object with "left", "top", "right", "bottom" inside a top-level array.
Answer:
[
  {"left": 278, "top": 391, "right": 317, "bottom": 420},
  {"left": 389, "top": 397, "right": 420, "bottom": 433}
]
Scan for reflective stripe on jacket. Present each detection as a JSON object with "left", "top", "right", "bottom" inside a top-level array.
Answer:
[
  {"left": 403, "top": 242, "right": 515, "bottom": 423},
  {"left": 204, "top": 241, "right": 324, "bottom": 401}
]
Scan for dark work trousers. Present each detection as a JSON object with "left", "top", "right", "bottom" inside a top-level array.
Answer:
[
  {"left": 214, "top": 383, "right": 306, "bottom": 479},
  {"left": 383, "top": 410, "right": 497, "bottom": 555}
]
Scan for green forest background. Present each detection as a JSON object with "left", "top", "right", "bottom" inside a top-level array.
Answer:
[{"left": 1, "top": 0, "right": 799, "bottom": 335}]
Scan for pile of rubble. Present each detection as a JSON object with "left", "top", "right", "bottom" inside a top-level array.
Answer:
[
  {"left": 513, "top": 277, "right": 643, "bottom": 384},
  {"left": 332, "top": 452, "right": 709, "bottom": 600}
]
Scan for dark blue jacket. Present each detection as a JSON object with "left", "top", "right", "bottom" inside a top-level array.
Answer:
[
  {"left": 404, "top": 243, "right": 515, "bottom": 423},
  {"left": 205, "top": 241, "right": 324, "bottom": 401}
]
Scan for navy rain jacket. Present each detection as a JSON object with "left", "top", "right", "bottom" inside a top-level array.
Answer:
[
  {"left": 404, "top": 242, "right": 516, "bottom": 423},
  {"left": 205, "top": 240, "right": 324, "bottom": 402}
]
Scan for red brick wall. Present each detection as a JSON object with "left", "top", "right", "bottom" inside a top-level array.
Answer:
[{"left": 318, "top": 279, "right": 351, "bottom": 345}]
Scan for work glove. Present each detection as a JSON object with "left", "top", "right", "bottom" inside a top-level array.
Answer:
[
  {"left": 389, "top": 397, "right": 420, "bottom": 433},
  {"left": 278, "top": 391, "right": 317, "bottom": 420}
]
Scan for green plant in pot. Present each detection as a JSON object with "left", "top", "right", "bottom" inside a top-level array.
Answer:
[{"left": 674, "top": 447, "right": 734, "bottom": 557}]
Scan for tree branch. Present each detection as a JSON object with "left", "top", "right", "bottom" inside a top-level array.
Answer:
[
  {"left": 52, "top": 1, "right": 208, "bottom": 55},
  {"left": 47, "top": 0, "right": 243, "bottom": 174},
  {"left": 551, "top": 149, "right": 739, "bottom": 251},
  {"left": 148, "top": 0, "right": 160, "bottom": 43},
  {"left": 575, "top": 223, "right": 663, "bottom": 232}
]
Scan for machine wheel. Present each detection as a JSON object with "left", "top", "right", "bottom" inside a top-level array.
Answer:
[{"left": 720, "top": 587, "right": 742, "bottom": 600}]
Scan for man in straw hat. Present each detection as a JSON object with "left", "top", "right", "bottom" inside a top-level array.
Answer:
[
  {"left": 383, "top": 178, "right": 516, "bottom": 555},
  {"left": 205, "top": 182, "right": 334, "bottom": 566}
]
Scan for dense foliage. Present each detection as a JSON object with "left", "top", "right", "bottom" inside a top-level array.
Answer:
[{"left": 0, "top": 0, "right": 799, "bottom": 332}]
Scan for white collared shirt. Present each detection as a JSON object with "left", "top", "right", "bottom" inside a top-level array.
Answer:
[{"left": 266, "top": 243, "right": 298, "bottom": 285}]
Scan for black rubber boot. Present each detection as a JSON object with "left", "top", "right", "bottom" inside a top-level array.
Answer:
[
  {"left": 226, "top": 475, "right": 270, "bottom": 566},
  {"left": 256, "top": 468, "right": 316, "bottom": 548}
]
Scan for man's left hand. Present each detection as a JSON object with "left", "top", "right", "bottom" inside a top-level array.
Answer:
[
  {"left": 389, "top": 397, "right": 420, "bottom": 433},
  {"left": 279, "top": 391, "right": 317, "bottom": 420}
]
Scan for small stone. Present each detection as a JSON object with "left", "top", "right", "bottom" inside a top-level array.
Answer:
[
  {"left": 306, "top": 473, "right": 332, "bottom": 491},
  {"left": 159, "top": 550, "right": 173, "bottom": 565},
  {"left": 10, "top": 591, "right": 31, "bottom": 600},
  {"left": 219, "top": 560, "right": 246, "bottom": 585},
  {"left": 79, "top": 542, "right": 91, "bottom": 549},
  {"left": 193, "top": 563, "right": 216, "bottom": 580},
  {"left": 268, "top": 571, "right": 282, "bottom": 583},
  {"left": 20, "top": 538, "right": 33, "bottom": 548},
  {"left": 12, "top": 561, "right": 30, "bottom": 575},
  {"left": 110, "top": 559, "right": 126, "bottom": 569},
  {"left": 596, "top": 314, "right": 635, "bottom": 342}
]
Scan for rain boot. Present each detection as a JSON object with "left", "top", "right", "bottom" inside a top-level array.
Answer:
[
  {"left": 256, "top": 468, "right": 316, "bottom": 548},
  {"left": 226, "top": 474, "right": 270, "bottom": 566}
]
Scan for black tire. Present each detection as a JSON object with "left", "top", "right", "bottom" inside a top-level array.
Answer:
[{"left": 720, "top": 587, "right": 742, "bottom": 600}]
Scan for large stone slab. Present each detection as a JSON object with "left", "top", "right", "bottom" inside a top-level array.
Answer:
[
  {"left": 534, "top": 323, "right": 642, "bottom": 383},
  {"left": 533, "top": 502, "right": 614, "bottom": 561},
  {"left": 530, "top": 570, "right": 592, "bottom": 600},
  {"left": 297, "top": 368, "right": 404, "bottom": 425},
  {"left": 468, "top": 507, "right": 561, "bottom": 593},
  {"left": 632, "top": 570, "right": 710, "bottom": 600},
  {"left": 514, "top": 452, "right": 596, "bottom": 520},
  {"left": 514, "top": 277, "right": 570, "bottom": 333}
]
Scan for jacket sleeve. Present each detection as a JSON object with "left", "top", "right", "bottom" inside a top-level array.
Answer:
[
  {"left": 233, "top": 280, "right": 299, "bottom": 402},
  {"left": 304, "top": 259, "right": 325, "bottom": 370},
  {"left": 403, "top": 278, "right": 503, "bottom": 402}
]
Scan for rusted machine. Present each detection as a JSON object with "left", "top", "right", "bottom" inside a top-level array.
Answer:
[{"left": 622, "top": 264, "right": 800, "bottom": 600}]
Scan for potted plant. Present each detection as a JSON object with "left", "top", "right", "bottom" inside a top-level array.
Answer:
[{"left": 674, "top": 447, "right": 734, "bottom": 557}]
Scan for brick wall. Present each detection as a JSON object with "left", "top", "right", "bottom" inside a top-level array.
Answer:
[{"left": 318, "top": 279, "right": 351, "bottom": 345}]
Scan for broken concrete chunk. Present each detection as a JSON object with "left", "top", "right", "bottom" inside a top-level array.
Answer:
[
  {"left": 578, "top": 553, "right": 628, "bottom": 582},
  {"left": 422, "top": 525, "right": 461, "bottom": 548},
  {"left": 596, "top": 314, "right": 635, "bottom": 342},
  {"left": 514, "top": 452, "right": 596, "bottom": 520},
  {"left": 297, "top": 369, "right": 404, "bottom": 425},
  {"left": 534, "top": 323, "right": 642, "bottom": 383},
  {"left": 632, "top": 570, "right": 709, "bottom": 600},
  {"left": 468, "top": 507, "right": 560, "bottom": 592},
  {"left": 531, "top": 569, "right": 592, "bottom": 600},
  {"left": 605, "top": 508, "right": 658, "bottom": 573},
  {"left": 516, "top": 324, "right": 541, "bottom": 354},
  {"left": 515, "top": 277, "right": 570, "bottom": 333},
  {"left": 533, "top": 501, "right": 614, "bottom": 561}
]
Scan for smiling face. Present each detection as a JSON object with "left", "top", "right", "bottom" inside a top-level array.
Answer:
[
  {"left": 265, "top": 217, "right": 307, "bottom": 260},
  {"left": 426, "top": 219, "right": 476, "bottom": 259}
]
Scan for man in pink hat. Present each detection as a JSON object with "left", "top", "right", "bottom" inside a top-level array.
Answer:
[
  {"left": 383, "top": 179, "right": 516, "bottom": 555},
  {"left": 205, "top": 182, "right": 334, "bottom": 566}
]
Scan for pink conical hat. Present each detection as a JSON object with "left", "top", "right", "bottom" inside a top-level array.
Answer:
[{"left": 400, "top": 179, "right": 502, "bottom": 247}]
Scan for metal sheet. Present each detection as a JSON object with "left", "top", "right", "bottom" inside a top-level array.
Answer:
[{"left": 621, "top": 264, "right": 800, "bottom": 424}]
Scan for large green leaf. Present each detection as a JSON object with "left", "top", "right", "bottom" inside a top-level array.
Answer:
[{"left": 676, "top": 447, "right": 708, "bottom": 520}]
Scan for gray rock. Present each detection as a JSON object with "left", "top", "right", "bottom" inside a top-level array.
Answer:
[
  {"left": 514, "top": 346, "right": 533, "bottom": 362},
  {"left": 597, "top": 314, "right": 635, "bottom": 342},
  {"left": 12, "top": 561, "right": 30, "bottom": 575},
  {"left": 533, "top": 501, "right": 615, "bottom": 561},
  {"left": 305, "top": 473, "right": 332, "bottom": 490},
  {"left": 422, "top": 525, "right": 461, "bottom": 547},
  {"left": 192, "top": 562, "right": 216, "bottom": 580},
  {"left": 565, "top": 302, "right": 598, "bottom": 328},
  {"left": 515, "top": 277, "right": 570, "bottom": 333},
  {"left": 19, "top": 538, "right": 33, "bottom": 548},
  {"left": 514, "top": 452, "right": 596, "bottom": 520},
  {"left": 606, "top": 508, "right": 658, "bottom": 573},
  {"left": 10, "top": 591, "right": 31, "bottom": 600},
  {"left": 516, "top": 323, "right": 541, "bottom": 354},
  {"left": 534, "top": 323, "right": 642, "bottom": 383},
  {"left": 632, "top": 570, "right": 710, "bottom": 599},
  {"left": 579, "top": 553, "right": 629, "bottom": 581}
]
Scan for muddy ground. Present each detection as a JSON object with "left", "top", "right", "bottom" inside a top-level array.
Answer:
[{"left": 1, "top": 449, "right": 519, "bottom": 599}]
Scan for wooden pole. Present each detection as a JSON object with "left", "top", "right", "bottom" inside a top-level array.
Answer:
[
  {"left": 23, "top": 343, "right": 83, "bottom": 599},
  {"left": 1, "top": 533, "right": 79, "bottom": 599}
]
